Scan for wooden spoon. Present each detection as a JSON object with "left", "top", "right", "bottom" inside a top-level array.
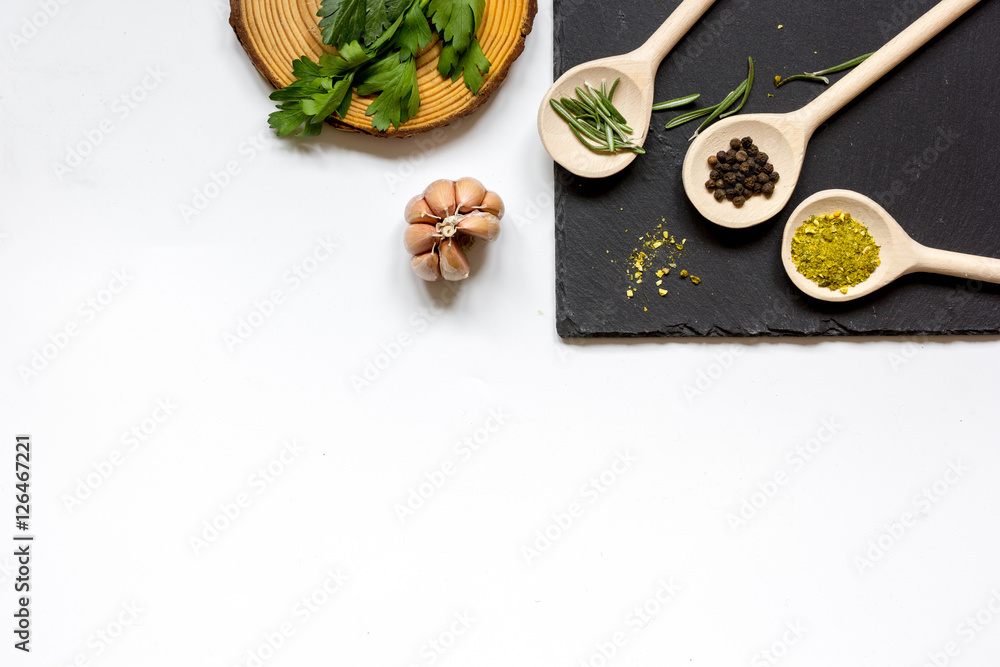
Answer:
[
  {"left": 681, "top": 0, "right": 981, "bottom": 228},
  {"left": 537, "top": 0, "right": 717, "bottom": 179},
  {"left": 781, "top": 189, "right": 1000, "bottom": 303}
]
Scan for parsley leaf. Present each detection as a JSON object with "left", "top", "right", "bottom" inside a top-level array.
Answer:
[
  {"left": 320, "top": 0, "right": 411, "bottom": 47},
  {"left": 438, "top": 37, "right": 490, "bottom": 93},
  {"left": 356, "top": 53, "right": 419, "bottom": 131},
  {"left": 268, "top": 49, "right": 372, "bottom": 137},
  {"left": 394, "top": 1, "right": 433, "bottom": 61},
  {"left": 427, "top": 0, "right": 484, "bottom": 53},
  {"left": 318, "top": 0, "right": 367, "bottom": 48}
]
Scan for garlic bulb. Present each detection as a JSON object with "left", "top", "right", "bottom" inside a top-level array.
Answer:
[{"left": 403, "top": 178, "right": 504, "bottom": 281}]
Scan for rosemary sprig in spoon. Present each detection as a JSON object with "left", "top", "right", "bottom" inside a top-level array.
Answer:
[
  {"left": 774, "top": 52, "right": 873, "bottom": 87},
  {"left": 549, "top": 79, "right": 646, "bottom": 154}
]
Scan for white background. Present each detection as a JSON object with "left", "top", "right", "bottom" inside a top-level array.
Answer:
[{"left": 2, "top": 1, "right": 1000, "bottom": 666}]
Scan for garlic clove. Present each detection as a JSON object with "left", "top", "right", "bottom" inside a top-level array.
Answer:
[
  {"left": 456, "top": 212, "right": 501, "bottom": 242},
  {"left": 477, "top": 190, "right": 505, "bottom": 218},
  {"left": 438, "top": 238, "right": 470, "bottom": 281},
  {"left": 423, "top": 179, "right": 457, "bottom": 219},
  {"left": 404, "top": 223, "right": 439, "bottom": 255},
  {"left": 455, "top": 177, "right": 486, "bottom": 213},
  {"left": 405, "top": 195, "right": 439, "bottom": 224},
  {"left": 411, "top": 251, "right": 441, "bottom": 281}
]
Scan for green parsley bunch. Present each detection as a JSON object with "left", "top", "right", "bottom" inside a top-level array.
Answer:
[{"left": 269, "top": 0, "right": 490, "bottom": 135}]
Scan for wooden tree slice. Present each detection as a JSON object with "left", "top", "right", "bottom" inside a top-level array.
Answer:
[{"left": 230, "top": 0, "right": 537, "bottom": 137}]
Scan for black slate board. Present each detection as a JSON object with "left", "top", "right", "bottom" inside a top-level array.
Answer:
[{"left": 554, "top": 0, "right": 1000, "bottom": 337}]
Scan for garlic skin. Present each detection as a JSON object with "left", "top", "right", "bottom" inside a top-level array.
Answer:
[
  {"left": 411, "top": 252, "right": 441, "bottom": 281},
  {"left": 455, "top": 177, "right": 486, "bottom": 213},
  {"left": 405, "top": 195, "right": 440, "bottom": 224},
  {"left": 477, "top": 190, "right": 505, "bottom": 218},
  {"left": 438, "top": 239, "right": 470, "bottom": 281},
  {"left": 404, "top": 178, "right": 505, "bottom": 281},
  {"left": 456, "top": 212, "right": 501, "bottom": 242},
  {"left": 404, "top": 224, "right": 439, "bottom": 255},
  {"left": 423, "top": 179, "right": 458, "bottom": 218}
]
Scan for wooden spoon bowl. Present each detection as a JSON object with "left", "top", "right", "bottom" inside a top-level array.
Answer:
[
  {"left": 781, "top": 189, "right": 1000, "bottom": 302},
  {"left": 682, "top": 113, "right": 808, "bottom": 229},
  {"left": 230, "top": 0, "right": 537, "bottom": 137}
]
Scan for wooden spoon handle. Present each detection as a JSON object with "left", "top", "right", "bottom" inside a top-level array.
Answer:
[
  {"left": 794, "top": 0, "right": 981, "bottom": 131},
  {"left": 631, "top": 0, "right": 718, "bottom": 68},
  {"left": 914, "top": 246, "right": 1000, "bottom": 284}
]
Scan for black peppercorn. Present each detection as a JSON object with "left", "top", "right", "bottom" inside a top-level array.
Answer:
[
  {"left": 741, "top": 137, "right": 753, "bottom": 149},
  {"left": 715, "top": 179, "right": 726, "bottom": 188},
  {"left": 713, "top": 189, "right": 726, "bottom": 201},
  {"left": 716, "top": 151, "right": 727, "bottom": 163},
  {"left": 739, "top": 162, "right": 751, "bottom": 174},
  {"left": 723, "top": 172, "right": 737, "bottom": 185},
  {"left": 735, "top": 150, "right": 748, "bottom": 163},
  {"left": 744, "top": 175, "right": 756, "bottom": 187},
  {"left": 745, "top": 159, "right": 756, "bottom": 170},
  {"left": 734, "top": 183, "right": 745, "bottom": 195},
  {"left": 753, "top": 183, "right": 763, "bottom": 194},
  {"left": 762, "top": 163, "right": 774, "bottom": 174},
  {"left": 725, "top": 149, "right": 737, "bottom": 161},
  {"left": 747, "top": 145, "right": 758, "bottom": 156},
  {"left": 733, "top": 195, "right": 746, "bottom": 207},
  {"left": 762, "top": 182, "right": 774, "bottom": 196},
  {"left": 770, "top": 172, "right": 779, "bottom": 182},
  {"left": 756, "top": 171, "right": 769, "bottom": 183},
  {"left": 705, "top": 179, "right": 716, "bottom": 189},
  {"left": 709, "top": 169, "right": 720, "bottom": 180},
  {"left": 730, "top": 137, "right": 741, "bottom": 150},
  {"left": 725, "top": 188, "right": 736, "bottom": 200},
  {"left": 755, "top": 152, "right": 768, "bottom": 165},
  {"left": 708, "top": 155, "right": 718, "bottom": 167}
]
